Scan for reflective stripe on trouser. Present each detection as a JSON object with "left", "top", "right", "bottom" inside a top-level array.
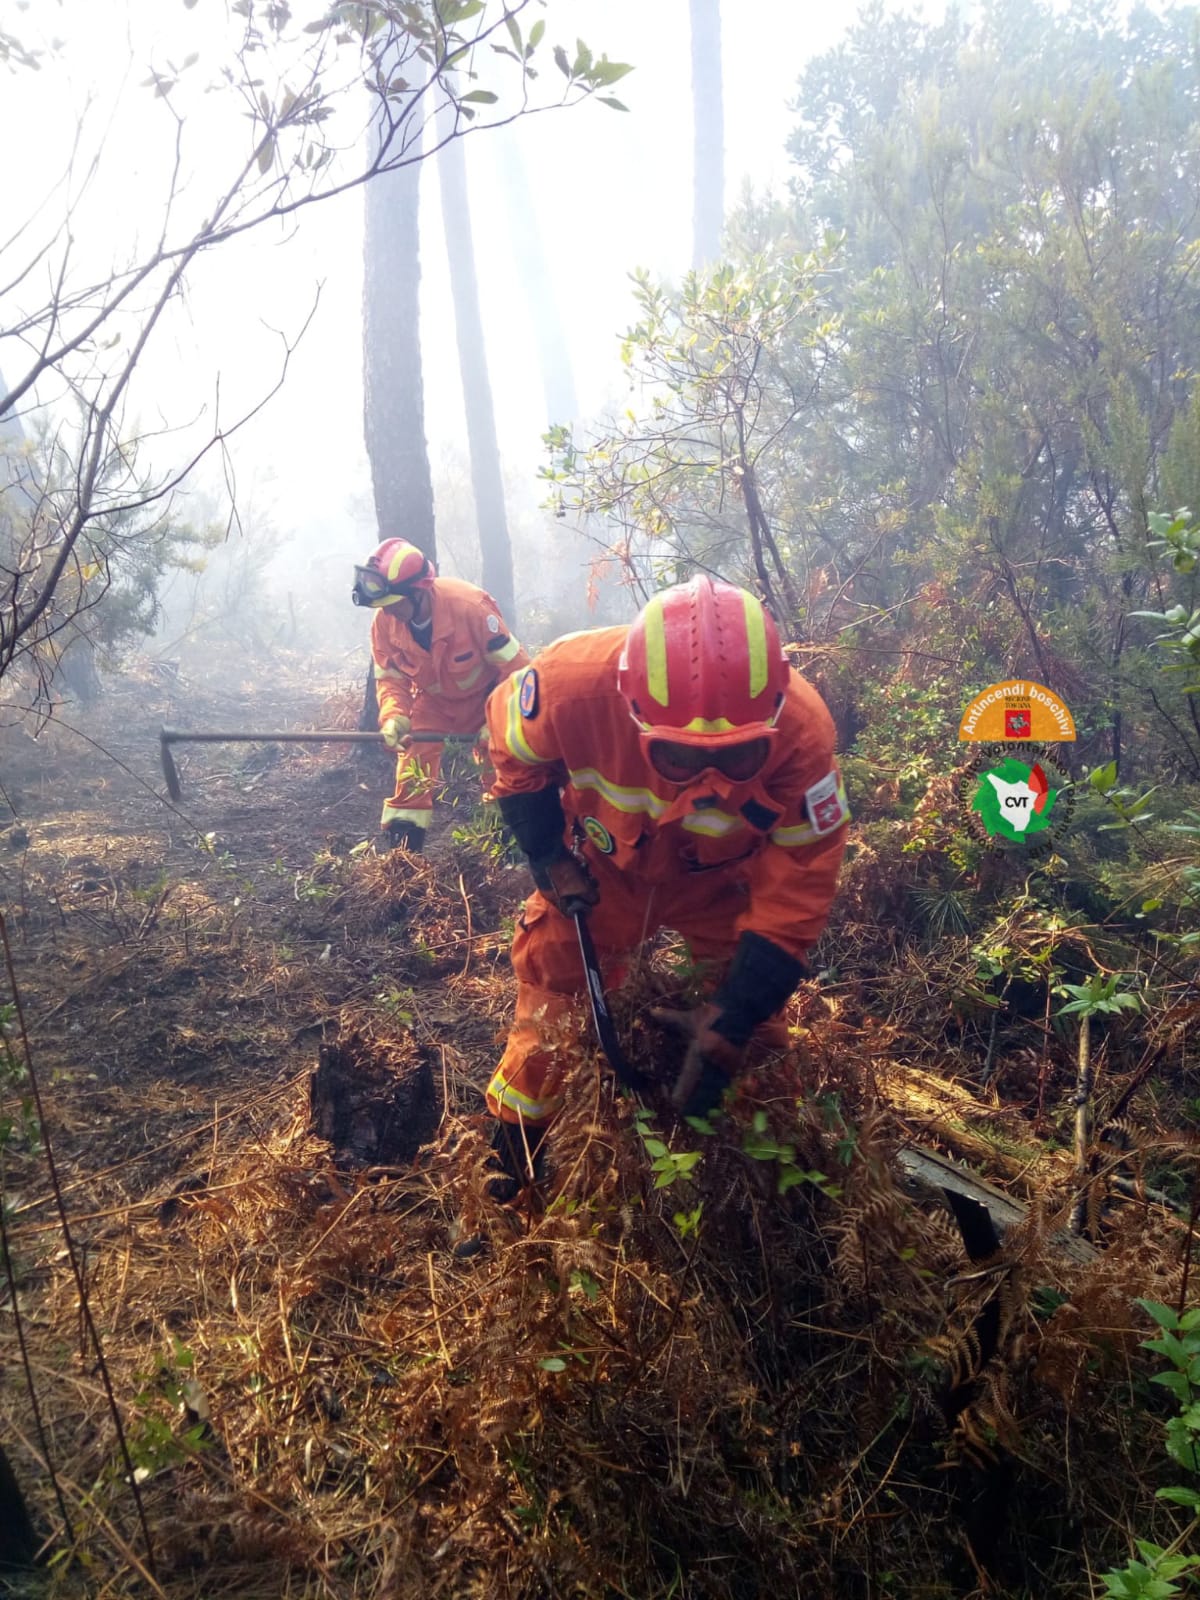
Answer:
[
  {"left": 381, "top": 732, "right": 494, "bottom": 828},
  {"left": 381, "top": 741, "right": 443, "bottom": 828},
  {"left": 485, "top": 854, "right": 787, "bottom": 1125}
]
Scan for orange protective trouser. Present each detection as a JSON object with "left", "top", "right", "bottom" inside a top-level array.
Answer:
[
  {"left": 485, "top": 853, "right": 786, "bottom": 1126},
  {"left": 382, "top": 726, "right": 491, "bottom": 832}
]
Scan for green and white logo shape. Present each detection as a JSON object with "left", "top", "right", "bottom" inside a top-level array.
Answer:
[{"left": 970, "top": 757, "right": 1059, "bottom": 844}]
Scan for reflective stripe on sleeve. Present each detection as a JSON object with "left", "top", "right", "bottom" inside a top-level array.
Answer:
[
  {"left": 770, "top": 821, "right": 819, "bottom": 848},
  {"left": 490, "top": 635, "right": 522, "bottom": 663},
  {"left": 503, "top": 672, "right": 544, "bottom": 765},
  {"left": 567, "top": 767, "right": 668, "bottom": 818},
  {"left": 374, "top": 664, "right": 407, "bottom": 681}
]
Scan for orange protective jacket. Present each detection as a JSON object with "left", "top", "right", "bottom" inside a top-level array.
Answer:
[
  {"left": 486, "top": 627, "right": 849, "bottom": 962},
  {"left": 371, "top": 576, "right": 528, "bottom": 736}
]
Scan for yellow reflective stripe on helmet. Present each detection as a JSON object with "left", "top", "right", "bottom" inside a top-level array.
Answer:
[
  {"left": 771, "top": 822, "right": 819, "bottom": 848},
  {"left": 386, "top": 544, "right": 413, "bottom": 582},
  {"left": 486, "top": 1070, "right": 560, "bottom": 1122},
  {"left": 568, "top": 767, "right": 668, "bottom": 818},
  {"left": 491, "top": 635, "right": 522, "bottom": 663},
  {"left": 682, "top": 810, "right": 742, "bottom": 836},
  {"left": 504, "top": 673, "right": 544, "bottom": 765},
  {"left": 743, "top": 590, "right": 768, "bottom": 699},
  {"left": 643, "top": 594, "right": 669, "bottom": 706},
  {"left": 679, "top": 715, "right": 739, "bottom": 734}
]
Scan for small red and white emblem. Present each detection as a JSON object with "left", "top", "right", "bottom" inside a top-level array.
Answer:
[{"left": 805, "top": 771, "right": 848, "bottom": 835}]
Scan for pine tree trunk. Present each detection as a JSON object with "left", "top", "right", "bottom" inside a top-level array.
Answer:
[
  {"left": 493, "top": 137, "right": 579, "bottom": 426},
  {"left": 363, "top": 67, "right": 436, "bottom": 559},
  {"left": 436, "top": 103, "right": 515, "bottom": 622},
  {"left": 690, "top": 0, "right": 724, "bottom": 269},
  {"left": 1070, "top": 1014, "right": 1093, "bottom": 1235}
]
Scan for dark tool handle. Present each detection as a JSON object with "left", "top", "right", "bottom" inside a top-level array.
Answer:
[
  {"left": 574, "top": 912, "right": 649, "bottom": 1093},
  {"left": 160, "top": 728, "right": 477, "bottom": 745},
  {"left": 158, "top": 727, "right": 480, "bottom": 801}
]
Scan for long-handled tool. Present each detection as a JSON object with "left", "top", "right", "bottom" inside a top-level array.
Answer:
[
  {"left": 159, "top": 727, "right": 479, "bottom": 802},
  {"left": 572, "top": 909, "right": 649, "bottom": 1094}
]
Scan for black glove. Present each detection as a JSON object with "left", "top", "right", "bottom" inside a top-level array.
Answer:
[
  {"left": 496, "top": 790, "right": 599, "bottom": 916},
  {"left": 678, "top": 1053, "right": 736, "bottom": 1120},
  {"left": 651, "top": 1003, "right": 742, "bottom": 1119},
  {"left": 708, "top": 932, "right": 808, "bottom": 1047},
  {"left": 497, "top": 787, "right": 567, "bottom": 861},
  {"left": 530, "top": 847, "right": 600, "bottom": 917}
]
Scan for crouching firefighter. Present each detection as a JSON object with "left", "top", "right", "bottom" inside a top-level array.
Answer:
[
  {"left": 352, "top": 539, "right": 529, "bottom": 850},
  {"left": 480, "top": 574, "right": 849, "bottom": 1200}
]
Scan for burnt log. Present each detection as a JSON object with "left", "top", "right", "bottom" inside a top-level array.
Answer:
[
  {"left": 0, "top": 1438, "right": 38, "bottom": 1571},
  {"left": 309, "top": 1035, "right": 439, "bottom": 1167}
]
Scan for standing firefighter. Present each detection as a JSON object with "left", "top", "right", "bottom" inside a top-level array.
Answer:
[
  {"left": 352, "top": 539, "right": 528, "bottom": 850},
  {"left": 482, "top": 575, "right": 849, "bottom": 1196}
]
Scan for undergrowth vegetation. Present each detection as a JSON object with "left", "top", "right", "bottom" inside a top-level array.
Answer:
[{"left": 3, "top": 705, "right": 1200, "bottom": 1598}]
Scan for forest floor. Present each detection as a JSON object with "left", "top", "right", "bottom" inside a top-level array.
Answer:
[{"left": 0, "top": 655, "right": 1193, "bottom": 1599}]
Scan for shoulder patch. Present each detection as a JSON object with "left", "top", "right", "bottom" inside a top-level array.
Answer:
[
  {"left": 519, "top": 667, "right": 540, "bottom": 720},
  {"left": 486, "top": 613, "right": 500, "bottom": 633},
  {"left": 804, "top": 770, "right": 848, "bottom": 835}
]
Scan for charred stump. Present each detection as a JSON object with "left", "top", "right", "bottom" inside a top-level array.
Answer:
[
  {"left": 0, "top": 1438, "right": 38, "bottom": 1572},
  {"left": 309, "top": 1034, "right": 438, "bottom": 1167}
]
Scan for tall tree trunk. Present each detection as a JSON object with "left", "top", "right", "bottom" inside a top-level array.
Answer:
[
  {"left": 436, "top": 104, "right": 515, "bottom": 621},
  {"left": 363, "top": 72, "right": 436, "bottom": 559},
  {"left": 1069, "top": 1013, "right": 1094, "bottom": 1237},
  {"left": 494, "top": 137, "right": 579, "bottom": 427},
  {"left": 690, "top": 0, "right": 724, "bottom": 269}
]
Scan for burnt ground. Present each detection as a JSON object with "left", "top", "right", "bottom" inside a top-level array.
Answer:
[
  {"left": 0, "top": 658, "right": 1194, "bottom": 1600},
  {"left": 0, "top": 657, "right": 530, "bottom": 1221}
]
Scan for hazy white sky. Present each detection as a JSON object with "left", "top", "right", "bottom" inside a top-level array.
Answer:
[{"left": 0, "top": 0, "right": 911, "bottom": 604}]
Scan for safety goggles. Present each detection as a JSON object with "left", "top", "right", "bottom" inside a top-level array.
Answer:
[
  {"left": 647, "top": 736, "right": 771, "bottom": 786},
  {"left": 352, "top": 565, "right": 397, "bottom": 607}
]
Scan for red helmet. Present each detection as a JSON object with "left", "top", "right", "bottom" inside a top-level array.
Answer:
[
  {"left": 352, "top": 538, "right": 436, "bottom": 608},
  {"left": 618, "top": 577, "right": 790, "bottom": 750}
]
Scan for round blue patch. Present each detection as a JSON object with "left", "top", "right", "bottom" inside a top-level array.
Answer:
[{"left": 519, "top": 667, "right": 539, "bottom": 719}]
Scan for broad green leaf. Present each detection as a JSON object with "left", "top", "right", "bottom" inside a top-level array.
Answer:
[
  {"left": 1156, "top": 1486, "right": 1200, "bottom": 1508},
  {"left": 1089, "top": 760, "right": 1119, "bottom": 793},
  {"left": 591, "top": 58, "right": 633, "bottom": 86},
  {"left": 1137, "top": 1299, "right": 1181, "bottom": 1330}
]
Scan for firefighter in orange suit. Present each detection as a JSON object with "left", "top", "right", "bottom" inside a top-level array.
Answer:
[
  {"left": 480, "top": 574, "right": 849, "bottom": 1196},
  {"left": 352, "top": 538, "right": 528, "bottom": 850}
]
